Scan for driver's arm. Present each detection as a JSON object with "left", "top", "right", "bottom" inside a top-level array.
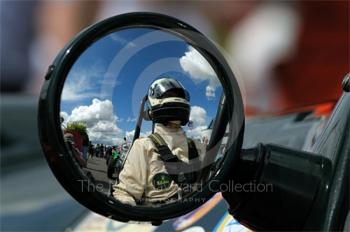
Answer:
[{"left": 113, "top": 139, "right": 148, "bottom": 205}]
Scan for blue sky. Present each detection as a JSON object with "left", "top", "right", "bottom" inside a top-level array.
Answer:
[{"left": 61, "top": 28, "right": 222, "bottom": 144}]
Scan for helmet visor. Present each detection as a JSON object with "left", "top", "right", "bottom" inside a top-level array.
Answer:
[{"left": 150, "top": 79, "right": 190, "bottom": 101}]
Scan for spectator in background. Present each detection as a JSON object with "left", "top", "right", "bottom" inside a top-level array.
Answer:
[
  {"left": 121, "top": 137, "right": 129, "bottom": 153},
  {"left": 100, "top": 144, "right": 104, "bottom": 158},
  {"left": 81, "top": 131, "right": 89, "bottom": 160},
  {"left": 96, "top": 144, "right": 100, "bottom": 157},
  {"left": 107, "top": 146, "right": 122, "bottom": 181},
  {"left": 105, "top": 146, "right": 113, "bottom": 165},
  {"left": 64, "top": 133, "right": 87, "bottom": 168},
  {"left": 88, "top": 141, "right": 94, "bottom": 160}
]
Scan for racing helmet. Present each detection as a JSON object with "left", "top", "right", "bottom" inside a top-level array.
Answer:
[{"left": 147, "top": 77, "right": 190, "bottom": 126}]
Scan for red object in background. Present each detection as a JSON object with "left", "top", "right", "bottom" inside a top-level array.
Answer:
[
  {"left": 66, "top": 130, "right": 83, "bottom": 151},
  {"left": 272, "top": 1, "right": 349, "bottom": 115}
]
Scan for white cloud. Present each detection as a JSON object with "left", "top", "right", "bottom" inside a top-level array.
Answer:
[
  {"left": 189, "top": 106, "right": 207, "bottom": 127},
  {"left": 125, "top": 129, "right": 151, "bottom": 141},
  {"left": 186, "top": 125, "right": 208, "bottom": 140},
  {"left": 205, "top": 86, "right": 215, "bottom": 100},
  {"left": 116, "top": 117, "right": 124, "bottom": 122},
  {"left": 63, "top": 98, "right": 124, "bottom": 145},
  {"left": 187, "top": 106, "right": 208, "bottom": 140},
  {"left": 62, "top": 98, "right": 151, "bottom": 145},
  {"left": 126, "top": 117, "right": 137, "bottom": 123},
  {"left": 179, "top": 46, "right": 220, "bottom": 100},
  {"left": 125, "top": 130, "right": 135, "bottom": 141},
  {"left": 69, "top": 99, "right": 116, "bottom": 127}
]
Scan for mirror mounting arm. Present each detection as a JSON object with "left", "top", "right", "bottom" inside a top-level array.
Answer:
[
  {"left": 222, "top": 144, "right": 332, "bottom": 231},
  {"left": 132, "top": 95, "right": 148, "bottom": 144}
]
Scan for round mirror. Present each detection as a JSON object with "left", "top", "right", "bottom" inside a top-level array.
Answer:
[{"left": 38, "top": 13, "right": 244, "bottom": 223}]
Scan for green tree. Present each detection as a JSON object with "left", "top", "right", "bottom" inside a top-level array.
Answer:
[{"left": 66, "top": 122, "right": 87, "bottom": 134}]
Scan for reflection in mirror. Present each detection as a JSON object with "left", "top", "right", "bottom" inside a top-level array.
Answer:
[{"left": 60, "top": 27, "right": 227, "bottom": 207}]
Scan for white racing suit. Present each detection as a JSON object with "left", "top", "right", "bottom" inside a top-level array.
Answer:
[{"left": 113, "top": 123, "right": 206, "bottom": 205}]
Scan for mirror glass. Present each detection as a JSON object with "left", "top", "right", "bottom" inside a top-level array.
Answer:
[{"left": 59, "top": 27, "right": 228, "bottom": 207}]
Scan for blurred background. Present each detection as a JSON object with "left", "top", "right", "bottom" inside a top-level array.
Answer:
[{"left": 1, "top": 0, "right": 349, "bottom": 231}]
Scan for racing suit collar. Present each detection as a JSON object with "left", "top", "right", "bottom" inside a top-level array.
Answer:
[{"left": 154, "top": 123, "right": 186, "bottom": 151}]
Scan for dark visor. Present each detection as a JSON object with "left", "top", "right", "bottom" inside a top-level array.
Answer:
[{"left": 150, "top": 79, "right": 190, "bottom": 101}]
